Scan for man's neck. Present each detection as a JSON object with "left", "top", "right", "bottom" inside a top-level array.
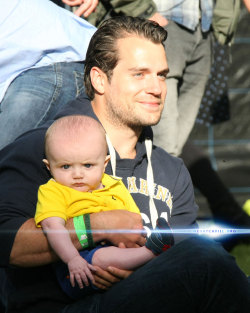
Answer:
[
  {"left": 92, "top": 102, "right": 141, "bottom": 159},
  {"left": 105, "top": 126, "right": 139, "bottom": 159}
]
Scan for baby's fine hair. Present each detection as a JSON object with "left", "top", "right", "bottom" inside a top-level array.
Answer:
[{"left": 45, "top": 115, "right": 107, "bottom": 157}]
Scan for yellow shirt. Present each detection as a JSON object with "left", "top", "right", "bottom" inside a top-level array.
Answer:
[{"left": 35, "top": 173, "right": 140, "bottom": 226}]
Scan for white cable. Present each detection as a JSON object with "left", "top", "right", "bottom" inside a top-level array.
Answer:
[
  {"left": 145, "top": 138, "right": 160, "bottom": 228},
  {"left": 106, "top": 134, "right": 117, "bottom": 177}
]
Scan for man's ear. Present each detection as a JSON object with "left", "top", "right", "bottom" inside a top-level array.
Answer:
[
  {"left": 90, "top": 66, "right": 106, "bottom": 95},
  {"left": 104, "top": 155, "right": 111, "bottom": 170},
  {"left": 42, "top": 159, "right": 51, "bottom": 171}
]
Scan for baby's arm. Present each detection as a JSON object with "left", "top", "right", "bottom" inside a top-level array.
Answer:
[
  {"left": 92, "top": 217, "right": 174, "bottom": 271},
  {"left": 41, "top": 216, "right": 96, "bottom": 288}
]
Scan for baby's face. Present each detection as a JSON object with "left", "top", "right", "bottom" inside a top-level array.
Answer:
[{"left": 45, "top": 133, "right": 109, "bottom": 192}]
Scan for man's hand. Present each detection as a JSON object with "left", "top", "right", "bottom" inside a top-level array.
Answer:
[
  {"left": 92, "top": 265, "right": 133, "bottom": 290},
  {"left": 107, "top": 266, "right": 133, "bottom": 279},
  {"left": 62, "top": 0, "right": 99, "bottom": 17},
  {"left": 91, "top": 210, "right": 146, "bottom": 248}
]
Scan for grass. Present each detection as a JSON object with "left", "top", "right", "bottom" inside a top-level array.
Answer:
[{"left": 230, "top": 243, "right": 250, "bottom": 276}]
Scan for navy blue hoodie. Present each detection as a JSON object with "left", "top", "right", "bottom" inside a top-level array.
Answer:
[{"left": 0, "top": 95, "right": 198, "bottom": 312}]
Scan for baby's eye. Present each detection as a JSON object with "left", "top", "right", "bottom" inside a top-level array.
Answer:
[
  {"left": 84, "top": 164, "right": 92, "bottom": 168},
  {"left": 62, "top": 165, "right": 70, "bottom": 169}
]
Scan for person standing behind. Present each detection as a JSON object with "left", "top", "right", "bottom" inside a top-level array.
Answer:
[
  {"left": 57, "top": 0, "right": 99, "bottom": 17},
  {"left": 152, "top": 0, "right": 213, "bottom": 157},
  {"left": 0, "top": 0, "right": 96, "bottom": 149},
  {"left": 63, "top": 0, "right": 164, "bottom": 27}
]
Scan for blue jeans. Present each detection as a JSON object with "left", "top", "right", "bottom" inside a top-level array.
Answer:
[
  {"left": 0, "top": 61, "right": 85, "bottom": 150},
  {"left": 62, "top": 237, "right": 250, "bottom": 313}
]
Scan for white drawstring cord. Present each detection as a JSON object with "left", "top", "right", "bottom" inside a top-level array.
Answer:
[
  {"left": 106, "top": 134, "right": 161, "bottom": 228},
  {"left": 145, "top": 138, "right": 160, "bottom": 228},
  {"left": 106, "top": 134, "right": 117, "bottom": 177}
]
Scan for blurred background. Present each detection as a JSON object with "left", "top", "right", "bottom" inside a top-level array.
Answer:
[
  {"left": 192, "top": 3, "right": 250, "bottom": 221},
  {"left": 190, "top": 3, "right": 250, "bottom": 274}
]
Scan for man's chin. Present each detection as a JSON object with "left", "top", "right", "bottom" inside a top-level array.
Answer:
[{"left": 144, "top": 115, "right": 162, "bottom": 127}]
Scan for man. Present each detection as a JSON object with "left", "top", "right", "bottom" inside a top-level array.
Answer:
[{"left": 0, "top": 16, "right": 249, "bottom": 313}]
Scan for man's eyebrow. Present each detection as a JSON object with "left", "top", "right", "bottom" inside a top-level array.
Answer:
[
  {"left": 128, "top": 67, "right": 149, "bottom": 72},
  {"left": 159, "top": 68, "right": 169, "bottom": 75},
  {"left": 128, "top": 67, "right": 169, "bottom": 74}
]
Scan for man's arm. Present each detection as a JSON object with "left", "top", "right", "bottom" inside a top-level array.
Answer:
[
  {"left": 9, "top": 218, "right": 56, "bottom": 267},
  {"left": 9, "top": 210, "right": 145, "bottom": 267},
  {"left": 91, "top": 210, "right": 145, "bottom": 247}
]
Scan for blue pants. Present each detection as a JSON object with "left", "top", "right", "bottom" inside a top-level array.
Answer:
[
  {"left": 61, "top": 237, "right": 250, "bottom": 313},
  {"left": 0, "top": 61, "right": 85, "bottom": 149}
]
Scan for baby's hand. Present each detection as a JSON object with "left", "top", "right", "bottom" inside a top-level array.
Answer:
[{"left": 67, "top": 255, "right": 96, "bottom": 289}]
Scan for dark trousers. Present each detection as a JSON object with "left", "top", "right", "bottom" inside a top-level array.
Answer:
[{"left": 62, "top": 237, "right": 250, "bottom": 313}]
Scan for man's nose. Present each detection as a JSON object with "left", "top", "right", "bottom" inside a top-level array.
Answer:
[{"left": 146, "top": 76, "right": 162, "bottom": 95}]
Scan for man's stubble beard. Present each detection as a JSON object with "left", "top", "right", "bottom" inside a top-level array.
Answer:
[{"left": 104, "top": 96, "right": 162, "bottom": 132}]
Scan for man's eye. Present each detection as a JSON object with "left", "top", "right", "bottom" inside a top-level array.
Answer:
[
  {"left": 84, "top": 164, "right": 92, "bottom": 168},
  {"left": 62, "top": 165, "right": 70, "bottom": 169},
  {"left": 134, "top": 73, "right": 143, "bottom": 77},
  {"left": 158, "top": 73, "right": 167, "bottom": 80}
]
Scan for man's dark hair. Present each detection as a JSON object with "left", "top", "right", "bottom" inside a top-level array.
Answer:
[{"left": 84, "top": 16, "right": 168, "bottom": 100}]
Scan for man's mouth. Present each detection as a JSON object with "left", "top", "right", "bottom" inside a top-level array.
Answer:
[
  {"left": 139, "top": 99, "right": 161, "bottom": 106},
  {"left": 139, "top": 100, "right": 162, "bottom": 111}
]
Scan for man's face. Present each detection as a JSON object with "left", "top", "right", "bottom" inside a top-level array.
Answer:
[{"left": 103, "top": 36, "right": 168, "bottom": 129}]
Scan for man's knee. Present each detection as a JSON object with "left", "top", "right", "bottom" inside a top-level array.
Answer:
[{"left": 176, "top": 236, "right": 230, "bottom": 262}]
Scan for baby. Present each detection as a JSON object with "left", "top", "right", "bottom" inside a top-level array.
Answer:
[{"left": 35, "top": 115, "right": 173, "bottom": 299}]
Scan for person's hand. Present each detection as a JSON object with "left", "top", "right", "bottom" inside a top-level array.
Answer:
[
  {"left": 62, "top": 0, "right": 99, "bottom": 17},
  {"left": 92, "top": 265, "right": 133, "bottom": 290},
  {"left": 149, "top": 12, "right": 168, "bottom": 27},
  {"left": 107, "top": 266, "right": 133, "bottom": 279},
  {"left": 92, "top": 210, "right": 146, "bottom": 248},
  {"left": 67, "top": 255, "right": 96, "bottom": 288}
]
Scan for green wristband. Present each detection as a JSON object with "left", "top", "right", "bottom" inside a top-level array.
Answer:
[
  {"left": 73, "top": 215, "right": 89, "bottom": 248},
  {"left": 84, "top": 214, "right": 95, "bottom": 248}
]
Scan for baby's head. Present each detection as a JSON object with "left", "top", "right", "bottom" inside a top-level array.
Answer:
[{"left": 43, "top": 115, "right": 110, "bottom": 192}]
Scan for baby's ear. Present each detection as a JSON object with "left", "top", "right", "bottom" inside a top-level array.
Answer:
[
  {"left": 104, "top": 155, "right": 111, "bottom": 169},
  {"left": 42, "top": 159, "right": 50, "bottom": 171}
]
